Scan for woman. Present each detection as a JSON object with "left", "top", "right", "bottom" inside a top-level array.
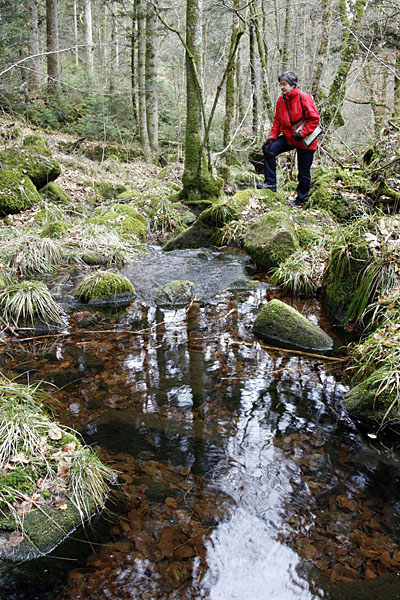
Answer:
[{"left": 258, "top": 71, "right": 320, "bottom": 207}]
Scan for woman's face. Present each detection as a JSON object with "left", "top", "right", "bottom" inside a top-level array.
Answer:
[{"left": 280, "top": 80, "right": 295, "bottom": 95}]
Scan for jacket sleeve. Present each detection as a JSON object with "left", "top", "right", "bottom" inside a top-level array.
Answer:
[
  {"left": 269, "top": 100, "right": 282, "bottom": 139},
  {"left": 297, "top": 93, "right": 319, "bottom": 138}
]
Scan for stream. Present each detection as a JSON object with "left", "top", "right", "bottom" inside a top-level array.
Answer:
[{"left": 1, "top": 246, "right": 400, "bottom": 600}]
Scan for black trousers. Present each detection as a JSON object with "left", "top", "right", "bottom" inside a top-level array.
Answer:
[{"left": 263, "top": 135, "right": 315, "bottom": 203}]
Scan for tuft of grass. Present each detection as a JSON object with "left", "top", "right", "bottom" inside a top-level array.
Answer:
[
  {"left": 0, "top": 375, "right": 115, "bottom": 536},
  {"left": 0, "top": 280, "right": 66, "bottom": 328},
  {"left": 214, "top": 220, "right": 248, "bottom": 247},
  {"left": 271, "top": 244, "right": 328, "bottom": 296},
  {"left": 151, "top": 197, "right": 185, "bottom": 233},
  {"left": 76, "top": 223, "right": 129, "bottom": 266},
  {"left": 209, "top": 198, "right": 237, "bottom": 226},
  {"left": 7, "top": 237, "right": 63, "bottom": 277}
]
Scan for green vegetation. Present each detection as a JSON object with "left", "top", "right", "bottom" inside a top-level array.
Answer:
[
  {"left": 74, "top": 270, "right": 135, "bottom": 303},
  {"left": 0, "top": 280, "right": 65, "bottom": 328},
  {"left": 0, "top": 375, "right": 115, "bottom": 554}
]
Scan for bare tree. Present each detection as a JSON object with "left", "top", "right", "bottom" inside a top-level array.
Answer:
[
  {"left": 46, "top": 0, "right": 61, "bottom": 97},
  {"left": 146, "top": 1, "right": 159, "bottom": 152},
  {"left": 27, "top": 0, "right": 41, "bottom": 96}
]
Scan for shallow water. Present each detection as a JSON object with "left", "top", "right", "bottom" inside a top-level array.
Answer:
[{"left": 1, "top": 248, "right": 400, "bottom": 600}]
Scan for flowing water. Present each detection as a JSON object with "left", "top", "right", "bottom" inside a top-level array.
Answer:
[{"left": 1, "top": 247, "right": 400, "bottom": 600}]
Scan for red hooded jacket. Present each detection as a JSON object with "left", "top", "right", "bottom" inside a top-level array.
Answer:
[{"left": 269, "top": 87, "right": 320, "bottom": 150}]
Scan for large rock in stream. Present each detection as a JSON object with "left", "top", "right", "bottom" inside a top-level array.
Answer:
[
  {"left": 253, "top": 299, "right": 333, "bottom": 352},
  {"left": 244, "top": 210, "right": 299, "bottom": 270}
]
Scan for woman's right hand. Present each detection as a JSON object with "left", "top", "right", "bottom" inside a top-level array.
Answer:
[{"left": 262, "top": 138, "right": 273, "bottom": 150}]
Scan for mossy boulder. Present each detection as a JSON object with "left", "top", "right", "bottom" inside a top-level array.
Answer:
[
  {"left": 154, "top": 280, "right": 195, "bottom": 307},
  {"left": 74, "top": 271, "right": 136, "bottom": 306},
  {"left": 0, "top": 170, "right": 42, "bottom": 215},
  {"left": 39, "top": 182, "right": 72, "bottom": 204},
  {"left": 244, "top": 211, "right": 299, "bottom": 270},
  {"left": 307, "top": 166, "right": 373, "bottom": 222},
  {"left": 40, "top": 221, "right": 70, "bottom": 238},
  {"left": 81, "top": 252, "right": 108, "bottom": 266},
  {"left": 88, "top": 180, "right": 128, "bottom": 200},
  {"left": 253, "top": 299, "right": 333, "bottom": 352},
  {"left": 344, "top": 374, "right": 399, "bottom": 424},
  {"left": 87, "top": 204, "right": 147, "bottom": 241},
  {"left": 0, "top": 140, "right": 61, "bottom": 189}
]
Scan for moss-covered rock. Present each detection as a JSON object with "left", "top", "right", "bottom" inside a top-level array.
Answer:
[
  {"left": 154, "top": 280, "right": 195, "bottom": 307},
  {"left": 39, "top": 182, "right": 72, "bottom": 204},
  {"left": 253, "top": 299, "right": 333, "bottom": 352},
  {"left": 81, "top": 252, "right": 108, "bottom": 266},
  {"left": 307, "top": 166, "right": 373, "bottom": 222},
  {"left": 344, "top": 374, "right": 399, "bottom": 424},
  {"left": 244, "top": 211, "right": 299, "bottom": 270},
  {"left": 87, "top": 180, "right": 128, "bottom": 200},
  {"left": 116, "top": 190, "right": 140, "bottom": 201},
  {"left": 74, "top": 271, "right": 136, "bottom": 306},
  {"left": 40, "top": 221, "right": 70, "bottom": 238},
  {"left": 0, "top": 142, "right": 61, "bottom": 189},
  {"left": 0, "top": 169, "right": 42, "bottom": 215},
  {"left": 87, "top": 204, "right": 147, "bottom": 241}
]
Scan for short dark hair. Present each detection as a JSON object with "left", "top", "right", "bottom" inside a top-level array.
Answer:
[{"left": 278, "top": 71, "right": 298, "bottom": 87}]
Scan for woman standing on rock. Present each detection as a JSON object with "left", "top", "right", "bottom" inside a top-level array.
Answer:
[{"left": 258, "top": 71, "right": 320, "bottom": 207}]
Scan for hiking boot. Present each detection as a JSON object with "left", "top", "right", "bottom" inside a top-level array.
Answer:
[
  {"left": 256, "top": 183, "right": 276, "bottom": 191},
  {"left": 287, "top": 198, "right": 304, "bottom": 208}
]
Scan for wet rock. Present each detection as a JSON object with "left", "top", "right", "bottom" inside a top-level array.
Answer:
[
  {"left": 0, "top": 169, "right": 41, "bottom": 215},
  {"left": 344, "top": 376, "right": 399, "bottom": 424},
  {"left": 244, "top": 210, "right": 299, "bottom": 270},
  {"left": 154, "top": 280, "right": 195, "bottom": 307},
  {"left": 253, "top": 298, "right": 333, "bottom": 352}
]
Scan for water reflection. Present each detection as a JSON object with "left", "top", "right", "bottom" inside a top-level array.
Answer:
[{"left": 2, "top": 249, "right": 400, "bottom": 600}]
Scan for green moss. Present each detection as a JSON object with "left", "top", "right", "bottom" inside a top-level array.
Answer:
[
  {"left": 0, "top": 169, "right": 41, "bottom": 215},
  {"left": 40, "top": 221, "right": 70, "bottom": 238},
  {"left": 0, "top": 145, "right": 61, "bottom": 189},
  {"left": 22, "top": 134, "right": 49, "bottom": 150},
  {"left": 39, "top": 182, "right": 72, "bottom": 204},
  {"left": 296, "top": 226, "right": 320, "bottom": 248},
  {"left": 74, "top": 271, "right": 135, "bottom": 302},
  {"left": 344, "top": 374, "right": 398, "bottom": 423},
  {"left": 244, "top": 211, "right": 299, "bottom": 270},
  {"left": 88, "top": 204, "right": 147, "bottom": 240}
]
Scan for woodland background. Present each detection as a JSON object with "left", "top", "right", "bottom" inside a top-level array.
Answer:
[{"left": 0, "top": 0, "right": 399, "bottom": 164}]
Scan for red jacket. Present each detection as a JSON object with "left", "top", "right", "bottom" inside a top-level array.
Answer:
[{"left": 269, "top": 87, "right": 320, "bottom": 150}]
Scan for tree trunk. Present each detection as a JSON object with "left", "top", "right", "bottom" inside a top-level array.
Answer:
[
  {"left": 27, "top": 0, "right": 41, "bottom": 97},
  {"left": 223, "top": 1, "right": 240, "bottom": 164},
  {"left": 251, "top": 0, "right": 273, "bottom": 127},
  {"left": 280, "top": 0, "right": 291, "bottom": 72},
  {"left": 84, "top": 0, "right": 94, "bottom": 79},
  {"left": 395, "top": 27, "right": 400, "bottom": 118},
  {"left": 320, "top": 0, "right": 367, "bottom": 130},
  {"left": 73, "top": 0, "right": 79, "bottom": 65},
  {"left": 310, "top": 0, "right": 332, "bottom": 102},
  {"left": 131, "top": 2, "right": 138, "bottom": 128},
  {"left": 46, "top": 0, "right": 61, "bottom": 97},
  {"left": 249, "top": 17, "right": 258, "bottom": 140},
  {"left": 136, "top": 0, "right": 151, "bottom": 158},
  {"left": 182, "top": 0, "right": 222, "bottom": 207},
  {"left": 146, "top": 1, "right": 159, "bottom": 152}
]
